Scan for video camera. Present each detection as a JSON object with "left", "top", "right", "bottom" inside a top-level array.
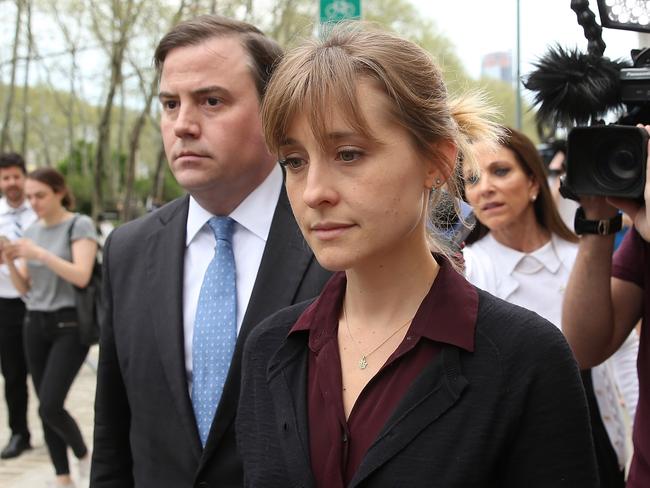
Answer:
[{"left": 525, "top": 0, "right": 650, "bottom": 200}]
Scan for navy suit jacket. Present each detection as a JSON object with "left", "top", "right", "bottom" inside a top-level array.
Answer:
[{"left": 91, "top": 188, "right": 331, "bottom": 488}]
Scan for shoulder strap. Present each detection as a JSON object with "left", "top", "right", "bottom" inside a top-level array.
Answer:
[{"left": 67, "top": 213, "right": 80, "bottom": 247}]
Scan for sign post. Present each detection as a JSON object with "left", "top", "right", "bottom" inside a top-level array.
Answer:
[{"left": 319, "top": 0, "right": 361, "bottom": 24}]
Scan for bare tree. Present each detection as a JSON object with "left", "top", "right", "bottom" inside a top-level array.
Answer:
[
  {"left": 1, "top": 0, "right": 24, "bottom": 152},
  {"left": 267, "top": 0, "right": 315, "bottom": 47},
  {"left": 114, "top": 80, "right": 127, "bottom": 199},
  {"left": 19, "top": 0, "right": 32, "bottom": 156},
  {"left": 122, "top": 66, "right": 156, "bottom": 221},
  {"left": 91, "top": 0, "right": 144, "bottom": 219},
  {"left": 122, "top": 0, "right": 187, "bottom": 220},
  {"left": 49, "top": 1, "right": 88, "bottom": 166},
  {"left": 32, "top": 112, "right": 54, "bottom": 167}
]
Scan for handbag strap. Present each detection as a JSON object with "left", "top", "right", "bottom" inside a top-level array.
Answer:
[
  {"left": 67, "top": 214, "right": 102, "bottom": 252},
  {"left": 67, "top": 213, "right": 79, "bottom": 248}
]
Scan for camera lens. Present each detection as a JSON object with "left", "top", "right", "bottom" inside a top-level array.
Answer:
[
  {"left": 566, "top": 126, "right": 647, "bottom": 199},
  {"left": 594, "top": 138, "right": 643, "bottom": 192},
  {"left": 611, "top": 148, "right": 639, "bottom": 179}
]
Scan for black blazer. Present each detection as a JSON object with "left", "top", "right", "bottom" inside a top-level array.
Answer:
[
  {"left": 91, "top": 189, "right": 331, "bottom": 488},
  {"left": 237, "top": 290, "right": 599, "bottom": 488}
]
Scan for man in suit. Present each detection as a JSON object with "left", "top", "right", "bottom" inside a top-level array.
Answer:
[
  {"left": 0, "top": 153, "right": 36, "bottom": 459},
  {"left": 90, "top": 15, "right": 330, "bottom": 488}
]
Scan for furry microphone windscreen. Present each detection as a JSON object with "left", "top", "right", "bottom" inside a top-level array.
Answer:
[{"left": 524, "top": 45, "right": 630, "bottom": 128}]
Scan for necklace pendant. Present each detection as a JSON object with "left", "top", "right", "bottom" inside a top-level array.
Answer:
[{"left": 359, "top": 356, "right": 368, "bottom": 370}]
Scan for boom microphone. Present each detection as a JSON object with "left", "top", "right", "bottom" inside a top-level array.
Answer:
[{"left": 524, "top": 45, "right": 630, "bottom": 128}]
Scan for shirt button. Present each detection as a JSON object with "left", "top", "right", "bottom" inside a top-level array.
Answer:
[{"left": 342, "top": 433, "right": 348, "bottom": 443}]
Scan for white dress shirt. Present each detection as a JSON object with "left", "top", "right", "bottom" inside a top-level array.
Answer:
[
  {"left": 465, "top": 233, "right": 573, "bottom": 327},
  {"left": 464, "top": 232, "right": 639, "bottom": 469},
  {"left": 182, "top": 165, "right": 283, "bottom": 387},
  {"left": 0, "top": 197, "right": 36, "bottom": 298}
]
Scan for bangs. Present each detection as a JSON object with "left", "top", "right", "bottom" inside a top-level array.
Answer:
[{"left": 262, "top": 41, "right": 381, "bottom": 154}]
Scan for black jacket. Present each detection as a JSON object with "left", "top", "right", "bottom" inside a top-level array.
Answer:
[{"left": 237, "top": 288, "right": 599, "bottom": 488}]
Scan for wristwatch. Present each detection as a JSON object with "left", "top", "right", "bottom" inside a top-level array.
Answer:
[{"left": 574, "top": 207, "right": 623, "bottom": 236}]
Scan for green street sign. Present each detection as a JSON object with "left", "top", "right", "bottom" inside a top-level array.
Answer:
[{"left": 319, "top": 0, "right": 361, "bottom": 23}]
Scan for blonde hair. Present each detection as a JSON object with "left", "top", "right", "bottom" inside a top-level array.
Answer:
[{"left": 262, "top": 22, "right": 501, "bottom": 262}]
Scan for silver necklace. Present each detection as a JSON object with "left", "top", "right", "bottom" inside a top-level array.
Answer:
[{"left": 343, "top": 302, "right": 412, "bottom": 370}]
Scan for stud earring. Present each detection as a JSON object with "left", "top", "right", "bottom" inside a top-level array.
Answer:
[{"left": 531, "top": 193, "right": 538, "bottom": 202}]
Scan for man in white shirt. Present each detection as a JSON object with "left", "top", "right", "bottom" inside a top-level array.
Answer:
[
  {"left": 90, "top": 15, "right": 330, "bottom": 488},
  {"left": 0, "top": 153, "right": 36, "bottom": 459}
]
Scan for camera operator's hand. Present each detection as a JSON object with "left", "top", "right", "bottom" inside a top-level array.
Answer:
[
  {"left": 580, "top": 195, "right": 619, "bottom": 220},
  {"left": 607, "top": 124, "right": 650, "bottom": 242}
]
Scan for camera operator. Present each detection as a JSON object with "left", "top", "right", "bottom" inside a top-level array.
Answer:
[{"left": 563, "top": 124, "right": 650, "bottom": 488}]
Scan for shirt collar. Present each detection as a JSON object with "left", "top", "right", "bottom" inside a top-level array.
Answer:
[
  {"left": 528, "top": 237, "right": 561, "bottom": 273},
  {"left": 0, "top": 197, "right": 30, "bottom": 216},
  {"left": 185, "top": 164, "right": 283, "bottom": 246},
  {"left": 290, "top": 258, "right": 477, "bottom": 353},
  {"left": 482, "top": 233, "right": 561, "bottom": 275}
]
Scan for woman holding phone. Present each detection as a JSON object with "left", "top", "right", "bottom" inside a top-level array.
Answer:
[{"left": 2, "top": 167, "right": 96, "bottom": 487}]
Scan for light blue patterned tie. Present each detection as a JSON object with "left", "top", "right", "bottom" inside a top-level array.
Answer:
[
  {"left": 192, "top": 216, "right": 237, "bottom": 447},
  {"left": 10, "top": 208, "right": 23, "bottom": 239}
]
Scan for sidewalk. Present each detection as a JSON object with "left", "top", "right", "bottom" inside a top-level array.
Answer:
[{"left": 0, "top": 346, "right": 98, "bottom": 488}]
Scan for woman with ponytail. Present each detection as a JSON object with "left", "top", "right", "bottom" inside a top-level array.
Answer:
[
  {"left": 2, "top": 167, "right": 95, "bottom": 487},
  {"left": 236, "top": 23, "right": 598, "bottom": 487}
]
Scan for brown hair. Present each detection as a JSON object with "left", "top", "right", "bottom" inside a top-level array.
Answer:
[
  {"left": 470, "top": 126, "right": 577, "bottom": 243},
  {"left": 27, "top": 167, "right": 75, "bottom": 210},
  {"left": 0, "top": 152, "right": 27, "bottom": 174},
  {"left": 154, "top": 14, "right": 283, "bottom": 99},
  {"left": 261, "top": 22, "right": 501, "bottom": 262}
]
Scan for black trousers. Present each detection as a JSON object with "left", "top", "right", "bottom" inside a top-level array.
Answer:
[
  {"left": 24, "top": 308, "right": 89, "bottom": 475},
  {"left": 581, "top": 370, "right": 626, "bottom": 488},
  {"left": 0, "top": 297, "right": 30, "bottom": 438}
]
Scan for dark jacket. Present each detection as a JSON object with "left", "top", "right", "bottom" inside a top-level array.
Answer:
[
  {"left": 237, "top": 288, "right": 599, "bottom": 488},
  {"left": 91, "top": 190, "right": 331, "bottom": 488}
]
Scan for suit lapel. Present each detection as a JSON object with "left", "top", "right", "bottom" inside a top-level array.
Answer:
[
  {"left": 266, "top": 334, "right": 315, "bottom": 488},
  {"left": 350, "top": 345, "right": 468, "bottom": 487},
  {"left": 200, "top": 187, "right": 315, "bottom": 462},
  {"left": 241, "top": 186, "right": 313, "bottom": 333},
  {"left": 146, "top": 196, "right": 202, "bottom": 458}
]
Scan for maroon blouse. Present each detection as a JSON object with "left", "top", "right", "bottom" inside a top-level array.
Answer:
[
  {"left": 612, "top": 227, "right": 650, "bottom": 488},
  {"left": 289, "top": 259, "right": 478, "bottom": 487}
]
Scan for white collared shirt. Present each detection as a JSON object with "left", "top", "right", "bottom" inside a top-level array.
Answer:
[
  {"left": 465, "top": 233, "right": 572, "bottom": 327},
  {"left": 182, "top": 164, "right": 283, "bottom": 385},
  {"left": 0, "top": 197, "right": 36, "bottom": 298}
]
